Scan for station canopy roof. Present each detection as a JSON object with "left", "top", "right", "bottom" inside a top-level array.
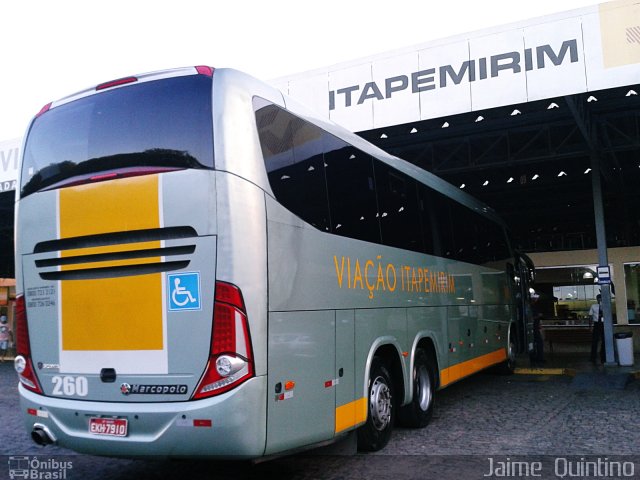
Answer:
[{"left": 358, "top": 85, "right": 640, "bottom": 253}]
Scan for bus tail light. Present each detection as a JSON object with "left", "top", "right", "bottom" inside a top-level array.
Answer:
[
  {"left": 96, "top": 76, "right": 138, "bottom": 91},
  {"left": 195, "top": 66, "right": 214, "bottom": 77},
  {"left": 192, "top": 281, "right": 254, "bottom": 399},
  {"left": 14, "top": 295, "right": 43, "bottom": 394},
  {"left": 35, "top": 102, "right": 52, "bottom": 118}
]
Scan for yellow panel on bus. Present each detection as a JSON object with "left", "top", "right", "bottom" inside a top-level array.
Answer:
[{"left": 59, "top": 176, "right": 163, "bottom": 351}]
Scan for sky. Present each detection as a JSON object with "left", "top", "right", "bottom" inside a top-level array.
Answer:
[{"left": 1, "top": 0, "right": 600, "bottom": 141}]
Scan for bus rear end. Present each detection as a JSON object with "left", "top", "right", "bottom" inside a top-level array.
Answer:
[{"left": 14, "top": 67, "right": 267, "bottom": 458}]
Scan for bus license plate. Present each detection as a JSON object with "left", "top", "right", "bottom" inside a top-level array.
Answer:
[{"left": 89, "top": 418, "right": 128, "bottom": 437}]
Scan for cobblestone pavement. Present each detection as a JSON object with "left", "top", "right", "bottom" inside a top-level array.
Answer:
[{"left": 2, "top": 360, "right": 640, "bottom": 480}]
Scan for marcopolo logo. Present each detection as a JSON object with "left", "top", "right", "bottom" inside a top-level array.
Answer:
[
  {"left": 120, "top": 383, "right": 188, "bottom": 395},
  {"left": 8, "top": 456, "right": 73, "bottom": 479}
]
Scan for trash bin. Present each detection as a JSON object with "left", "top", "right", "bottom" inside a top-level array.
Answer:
[{"left": 614, "top": 332, "right": 634, "bottom": 366}]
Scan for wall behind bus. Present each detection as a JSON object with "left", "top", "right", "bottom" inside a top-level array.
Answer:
[
  {"left": 529, "top": 246, "right": 638, "bottom": 327},
  {"left": 0, "top": 138, "right": 20, "bottom": 193}
]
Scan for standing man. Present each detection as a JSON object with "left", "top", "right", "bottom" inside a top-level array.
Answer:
[
  {"left": 530, "top": 294, "right": 545, "bottom": 366},
  {"left": 589, "top": 294, "right": 605, "bottom": 364}
]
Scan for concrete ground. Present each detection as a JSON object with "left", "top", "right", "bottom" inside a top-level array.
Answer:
[{"left": 1, "top": 354, "right": 639, "bottom": 480}]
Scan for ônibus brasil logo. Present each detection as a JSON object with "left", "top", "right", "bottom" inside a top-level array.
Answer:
[{"left": 8, "top": 456, "right": 73, "bottom": 479}]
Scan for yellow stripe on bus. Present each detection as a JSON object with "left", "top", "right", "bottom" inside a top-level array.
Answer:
[
  {"left": 440, "top": 348, "right": 507, "bottom": 387},
  {"left": 335, "top": 397, "right": 368, "bottom": 434},
  {"left": 59, "top": 176, "right": 163, "bottom": 351}
]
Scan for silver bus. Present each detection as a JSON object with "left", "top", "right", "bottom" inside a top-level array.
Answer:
[{"left": 14, "top": 66, "right": 527, "bottom": 458}]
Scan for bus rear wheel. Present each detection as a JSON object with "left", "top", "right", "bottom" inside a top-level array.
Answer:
[
  {"left": 398, "top": 348, "right": 435, "bottom": 428},
  {"left": 495, "top": 329, "right": 517, "bottom": 374},
  {"left": 357, "top": 356, "right": 394, "bottom": 452}
]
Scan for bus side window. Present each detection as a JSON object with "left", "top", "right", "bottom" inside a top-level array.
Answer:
[
  {"left": 374, "top": 162, "right": 423, "bottom": 253},
  {"left": 254, "top": 100, "right": 331, "bottom": 231},
  {"left": 417, "top": 184, "right": 447, "bottom": 258},
  {"left": 449, "top": 201, "right": 479, "bottom": 264},
  {"left": 324, "top": 136, "right": 381, "bottom": 245}
]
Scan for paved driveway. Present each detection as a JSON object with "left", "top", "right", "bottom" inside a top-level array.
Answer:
[{"left": 2, "top": 361, "right": 639, "bottom": 479}]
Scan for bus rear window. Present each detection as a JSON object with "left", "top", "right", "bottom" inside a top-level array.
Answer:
[{"left": 21, "top": 74, "right": 214, "bottom": 197}]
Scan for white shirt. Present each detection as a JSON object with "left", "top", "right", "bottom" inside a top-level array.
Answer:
[{"left": 589, "top": 302, "right": 602, "bottom": 323}]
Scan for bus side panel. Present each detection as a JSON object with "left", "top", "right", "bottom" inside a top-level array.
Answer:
[
  {"left": 335, "top": 310, "right": 359, "bottom": 434},
  {"left": 265, "top": 311, "right": 336, "bottom": 455},
  {"left": 354, "top": 309, "right": 408, "bottom": 402},
  {"left": 215, "top": 172, "right": 268, "bottom": 378},
  {"left": 264, "top": 199, "right": 338, "bottom": 454},
  {"left": 406, "top": 306, "right": 448, "bottom": 382},
  {"left": 454, "top": 271, "right": 479, "bottom": 365},
  {"left": 15, "top": 189, "right": 59, "bottom": 371},
  {"left": 482, "top": 269, "right": 513, "bottom": 356}
]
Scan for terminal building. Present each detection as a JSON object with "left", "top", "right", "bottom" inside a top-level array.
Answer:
[
  {"left": 270, "top": 0, "right": 640, "bottom": 343},
  {"left": 0, "top": 137, "right": 18, "bottom": 336},
  {"left": 1, "top": 0, "right": 639, "bottom": 355}
]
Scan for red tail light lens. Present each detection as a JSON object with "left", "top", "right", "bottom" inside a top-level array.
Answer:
[
  {"left": 192, "top": 282, "right": 254, "bottom": 399},
  {"left": 14, "top": 295, "right": 43, "bottom": 394},
  {"left": 35, "top": 102, "right": 52, "bottom": 118},
  {"left": 15, "top": 295, "right": 28, "bottom": 355},
  {"left": 96, "top": 76, "right": 138, "bottom": 91},
  {"left": 195, "top": 66, "right": 214, "bottom": 77},
  {"left": 213, "top": 281, "right": 245, "bottom": 315}
]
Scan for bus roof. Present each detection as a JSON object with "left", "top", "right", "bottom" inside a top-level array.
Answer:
[{"left": 33, "top": 64, "right": 506, "bottom": 228}]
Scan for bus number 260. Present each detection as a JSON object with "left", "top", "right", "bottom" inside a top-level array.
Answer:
[{"left": 52, "top": 376, "right": 88, "bottom": 397}]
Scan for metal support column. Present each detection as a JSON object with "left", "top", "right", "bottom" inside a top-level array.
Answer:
[
  {"left": 590, "top": 152, "right": 615, "bottom": 365},
  {"left": 565, "top": 95, "right": 616, "bottom": 365}
]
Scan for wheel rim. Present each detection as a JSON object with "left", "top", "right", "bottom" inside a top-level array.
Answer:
[
  {"left": 369, "top": 375, "right": 392, "bottom": 431},
  {"left": 508, "top": 340, "right": 516, "bottom": 367},
  {"left": 415, "top": 364, "right": 432, "bottom": 412}
]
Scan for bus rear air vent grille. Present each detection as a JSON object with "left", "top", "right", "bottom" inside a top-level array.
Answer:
[
  {"left": 33, "top": 226, "right": 197, "bottom": 281},
  {"left": 33, "top": 226, "right": 197, "bottom": 253}
]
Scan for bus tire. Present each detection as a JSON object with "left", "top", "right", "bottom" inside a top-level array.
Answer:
[
  {"left": 495, "top": 332, "right": 517, "bottom": 375},
  {"left": 357, "top": 356, "right": 394, "bottom": 452},
  {"left": 398, "top": 348, "right": 435, "bottom": 428}
]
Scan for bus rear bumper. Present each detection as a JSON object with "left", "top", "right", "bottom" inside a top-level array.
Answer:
[{"left": 18, "top": 376, "right": 267, "bottom": 459}]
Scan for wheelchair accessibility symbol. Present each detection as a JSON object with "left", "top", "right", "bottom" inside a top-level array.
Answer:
[{"left": 168, "top": 272, "right": 201, "bottom": 311}]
